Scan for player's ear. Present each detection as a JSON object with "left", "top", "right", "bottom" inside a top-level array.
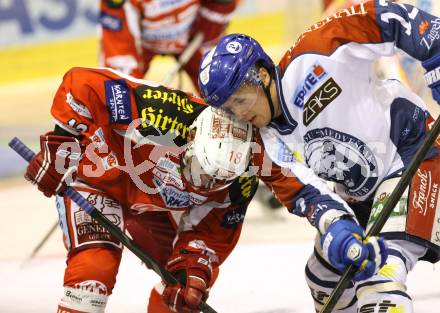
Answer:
[{"left": 258, "top": 67, "right": 271, "bottom": 88}]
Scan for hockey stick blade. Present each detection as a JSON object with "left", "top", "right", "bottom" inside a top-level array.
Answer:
[
  {"left": 320, "top": 116, "right": 440, "bottom": 313},
  {"left": 8, "top": 137, "right": 218, "bottom": 313}
]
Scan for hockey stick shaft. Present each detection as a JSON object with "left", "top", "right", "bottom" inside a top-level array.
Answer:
[
  {"left": 21, "top": 220, "right": 58, "bottom": 267},
  {"left": 8, "top": 137, "right": 217, "bottom": 313},
  {"left": 320, "top": 116, "right": 440, "bottom": 313},
  {"left": 162, "top": 32, "right": 204, "bottom": 86}
]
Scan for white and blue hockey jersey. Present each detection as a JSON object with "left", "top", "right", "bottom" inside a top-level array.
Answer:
[{"left": 257, "top": 0, "right": 439, "bottom": 233}]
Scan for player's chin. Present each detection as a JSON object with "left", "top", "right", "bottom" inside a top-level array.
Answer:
[{"left": 252, "top": 116, "right": 270, "bottom": 128}]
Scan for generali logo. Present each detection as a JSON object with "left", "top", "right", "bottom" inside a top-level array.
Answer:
[{"left": 412, "top": 169, "right": 432, "bottom": 216}]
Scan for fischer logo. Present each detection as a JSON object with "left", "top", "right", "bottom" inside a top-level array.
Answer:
[
  {"left": 412, "top": 169, "right": 432, "bottom": 215},
  {"left": 292, "top": 63, "right": 327, "bottom": 108}
]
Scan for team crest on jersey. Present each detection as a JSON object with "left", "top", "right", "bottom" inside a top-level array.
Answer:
[
  {"left": 291, "top": 62, "right": 328, "bottom": 108},
  {"left": 105, "top": 79, "right": 132, "bottom": 124},
  {"left": 303, "top": 128, "right": 379, "bottom": 197},
  {"left": 303, "top": 78, "right": 342, "bottom": 126}
]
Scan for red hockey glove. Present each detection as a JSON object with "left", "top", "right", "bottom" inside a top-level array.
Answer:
[
  {"left": 25, "top": 132, "right": 82, "bottom": 197},
  {"left": 162, "top": 250, "right": 214, "bottom": 313},
  {"left": 190, "top": 0, "right": 237, "bottom": 44}
]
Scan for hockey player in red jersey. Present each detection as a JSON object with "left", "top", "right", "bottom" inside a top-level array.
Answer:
[
  {"left": 199, "top": 0, "right": 440, "bottom": 311},
  {"left": 99, "top": 0, "right": 238, "bottom": 92},
  {"left": 24, "top": 66, "right": 257, "bottom": 313}
]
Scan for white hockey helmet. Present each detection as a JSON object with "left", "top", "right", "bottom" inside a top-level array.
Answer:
[{"left": 183, "top": 107, "right": 253, "bottom": 192}]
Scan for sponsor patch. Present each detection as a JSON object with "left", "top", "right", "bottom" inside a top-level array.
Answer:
[
  {"left": 303, "top": 78, "right": 342, "bottom": 126},
  {"left": 291, "top": 63, "right": 328, "bottom": 108},
  {"left": 90, "top": 128, "right": 106, "bottom": 149},
  {"left": 153, "top": 167, "right": 184, "bottom": 189},
  {"left": 359, "top": 300, "right": 397, "bottom": 313},
  {"left": 99, "top": 11, "right": 122, "bottom": 31},
  {"left": 221, "top": 206, "right": 247, "bottom": 228},
  {"left": 75, "top": 280, "right": 108, "bottom": 295},
  {"left": 102, "top": 152, "right": 118, "bottom": 170},
  {"left": 304, "top": 128, "right": 379, "bottom": 197},
  {"left": 367, "top": 177, "right": 408, "bottom": 234},
  {"left": 407, "top": 158, "right": 440, "bottom": 246},
  {"left": 71, "top": 192, "right": 123, "bottom": 249},
  {"left": 156, "top": 157, "right": 181, "bottom": 175},
  {"left": 153, "top": 177, "right": 189, "bottom": 208},
  {"left": 105, "top": 79, "right": 132, "bottom": 124},
  {"left": 134, "top": 85, "right": 205, "bottom": 147},
  {"left": 66, "top": 92, "right": 92, "bottom": 119},
  {"left": 277, "top": 139, "right": 295, "bottom": 163},
  {"left": 189, "top": 192, "right": 208, "bottom": 205},
  {"left": 420, "top": 18, "right": 440, "bottom": 50},
  {"left": 228, "top": 175, "right": 258, "bottom": 205}
]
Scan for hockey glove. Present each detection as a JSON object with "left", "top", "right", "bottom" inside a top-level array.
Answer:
[
  {"left": 25, "top": 132, "right": 82, "bottom": 197},
  {"left": 422, "top": 53, "right": 440, "bottom": 105},
  {"left": 162, "top": 249, "right": 214, "bottom": 313},
  {"left": 190, "top": 0, "right": 237, "bottom": 45},
  {"left": 320, "top": 219, "right": 388, "bottom": 282}
]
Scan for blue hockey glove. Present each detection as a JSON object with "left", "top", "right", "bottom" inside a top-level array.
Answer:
[
  {"left": 422, "top": 54, "right": 440, "bottom": 104},
  {"left": 320, "top": 219, "right": 388, "bottom": 282}
]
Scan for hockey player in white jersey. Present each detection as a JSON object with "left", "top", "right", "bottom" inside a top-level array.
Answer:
[{"left": 198, "top": 0, "right": 440, "bottom": 312}]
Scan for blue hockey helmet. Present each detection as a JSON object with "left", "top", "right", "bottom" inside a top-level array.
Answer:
[{"left": 198, "top": 33, "right": 275, "bottom": 109}]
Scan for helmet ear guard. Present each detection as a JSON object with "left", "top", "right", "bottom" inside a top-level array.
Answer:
[{"left": 182, "top": 107, "right": 254, "bottom": 191}]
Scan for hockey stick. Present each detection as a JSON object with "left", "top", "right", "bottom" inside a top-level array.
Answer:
[
  {"left": 162, "top": 32, "right": 204, "bottom": 86},
  {"left": 21, "top": 220, "right": 58, "bottom": 267},
  {"left": 8, "top": 137, "right": 217, "bottom": 313},
  {"left": 319, "top": 116, "right": 440, "bottom": 313}
]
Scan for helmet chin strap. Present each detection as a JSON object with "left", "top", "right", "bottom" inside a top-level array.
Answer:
[{"left": 260, "top": 75, "right": 275, "bottom": 120}]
